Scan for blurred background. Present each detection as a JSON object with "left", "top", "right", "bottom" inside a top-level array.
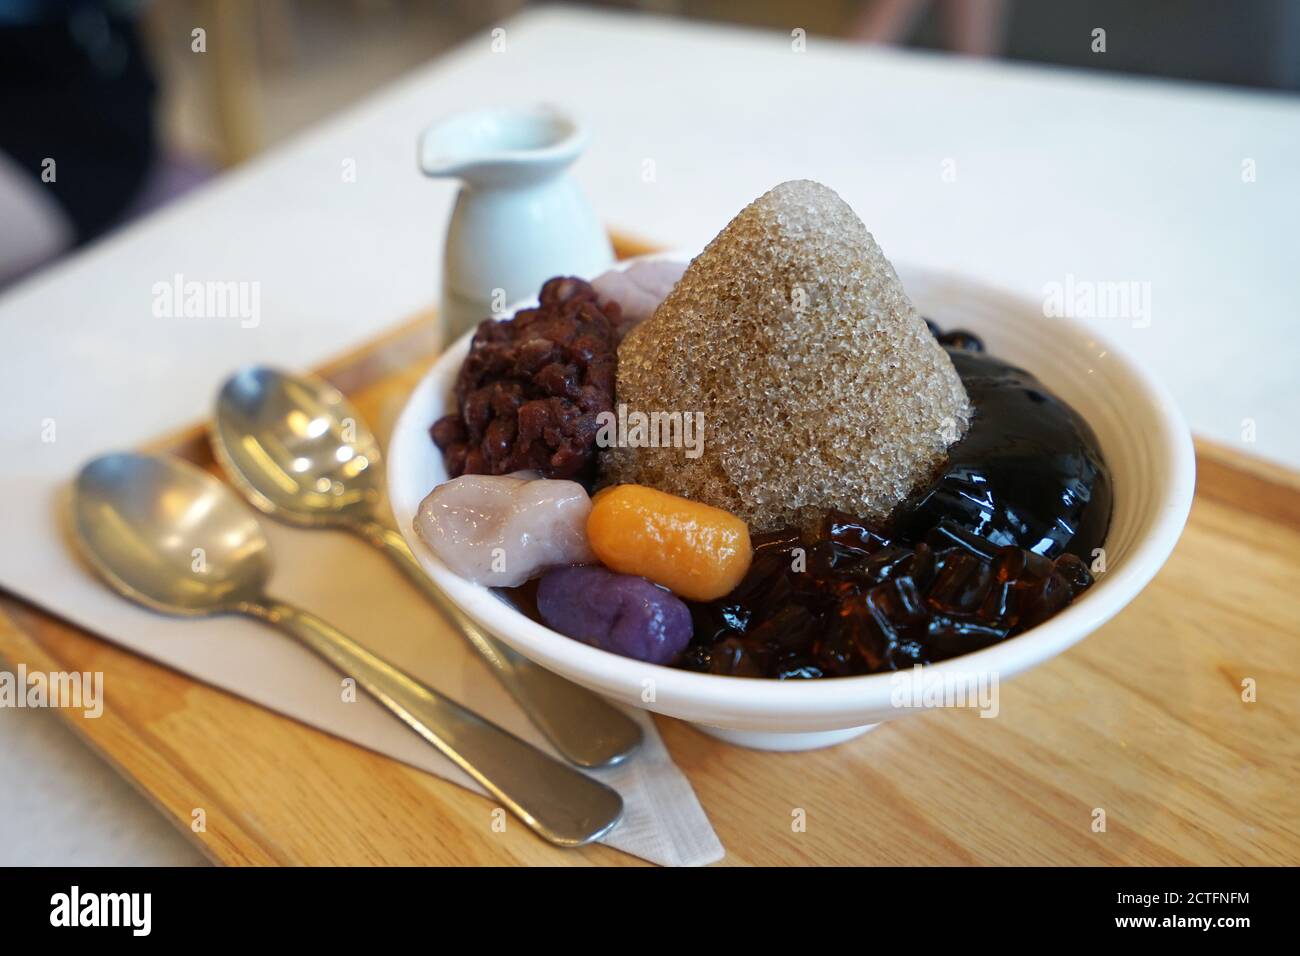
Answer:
[{"left": 2, "top": 0, "right": 1298, "bottom": 288}]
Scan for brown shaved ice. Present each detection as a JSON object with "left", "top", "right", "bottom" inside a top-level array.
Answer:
[{"left": 607, "top": 180, "right": 971, "bottom": 532}]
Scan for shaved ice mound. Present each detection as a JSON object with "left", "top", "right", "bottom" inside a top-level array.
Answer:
[{"left": 607, "top": 179, "right": 971, "bottom": 532}]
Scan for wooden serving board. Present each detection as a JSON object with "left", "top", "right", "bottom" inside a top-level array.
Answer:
[{"left": 2, "top": 236, "right": 1298, "bottom": 866}]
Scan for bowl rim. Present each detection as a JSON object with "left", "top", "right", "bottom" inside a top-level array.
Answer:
[{"left": 388, "top": 261, "right": 1196, "bottom": 714}]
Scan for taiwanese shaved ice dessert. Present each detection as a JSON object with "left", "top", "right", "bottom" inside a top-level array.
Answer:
[
  {"left": 607, "top": 179, "right": 971, "bottom": 533},
  {"left": 422, "top": 178, "right": 1112, "bottom": 680}
]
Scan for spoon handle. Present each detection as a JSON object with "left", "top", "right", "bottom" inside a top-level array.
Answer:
[
  {"left": 252, "top": 598, "right": 623, "bottom": 847},
  {"left": 361, "top": 522, "right": 644, "bottom": 769}
]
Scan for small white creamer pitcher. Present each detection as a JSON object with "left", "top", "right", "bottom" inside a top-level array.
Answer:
[{"left": 418, "top": 107, "right": 614, "bottom": 343}]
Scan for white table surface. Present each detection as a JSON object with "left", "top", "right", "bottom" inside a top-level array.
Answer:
[{"left": 2, "top": 5, "right": 1298, "bottom": 866}]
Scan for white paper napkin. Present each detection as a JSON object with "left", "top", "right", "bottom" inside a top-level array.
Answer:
[{"left": 11, "top": 484, "right": 723, "bottom": 867}]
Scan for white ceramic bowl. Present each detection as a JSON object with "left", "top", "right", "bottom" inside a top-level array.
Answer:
[{"left": 388, "top": 262, "right": 1195, "bottom": 750}]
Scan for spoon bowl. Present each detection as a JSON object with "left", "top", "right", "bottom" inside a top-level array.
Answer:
[
  {"left": 214, "top": 366, "right": 383, "bottom": 526},
  {"left": 72, "top": 452, "right": 270, "bottom": 615}
]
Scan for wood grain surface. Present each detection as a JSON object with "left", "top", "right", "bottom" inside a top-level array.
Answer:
[{"left": 1, "top": 236, "right": 1296, "bottom": 866}]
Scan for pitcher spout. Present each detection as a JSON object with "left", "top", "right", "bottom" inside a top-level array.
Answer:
[{"left": 418, "top": 106, "right": 588, "bottom": 186}]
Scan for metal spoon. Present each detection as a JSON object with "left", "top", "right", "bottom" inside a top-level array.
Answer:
[
  {"left": 210, "top": 366, "right": 642, "bottom": 768},
  {"left": 70, "top": 451, "right": 623, "bottom": 847}
]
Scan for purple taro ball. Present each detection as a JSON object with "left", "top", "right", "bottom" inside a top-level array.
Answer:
[{"left": 536, "top": 565, "right": 693, "bottom": 665}]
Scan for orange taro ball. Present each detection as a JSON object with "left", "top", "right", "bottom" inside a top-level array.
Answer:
[{"left": 587, "top": 485, "right": 753, "bottom": 602}]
